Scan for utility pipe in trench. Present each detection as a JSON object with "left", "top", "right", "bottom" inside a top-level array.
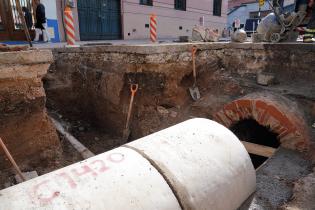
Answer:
[
  {"left": 51, "top": 117, "right": 95, "bottom": 159},
  {"left": 0, "top": 118, "right": 256, "bottom": 210}
]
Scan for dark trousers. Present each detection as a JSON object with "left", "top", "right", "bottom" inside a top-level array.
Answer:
[
  {"left": 308, "top": 6, "right": 315, "bottom": 29},
  {"left": 296, "top": 0, "right": 315, "bottom": 29}
]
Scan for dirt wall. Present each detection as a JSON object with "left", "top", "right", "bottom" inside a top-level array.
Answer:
[
  {"left": 0, "top": 50, "right": 60, "bottom": 169},
  {"left": 45, "top": 43, "right": 315, "bottom": 146}
]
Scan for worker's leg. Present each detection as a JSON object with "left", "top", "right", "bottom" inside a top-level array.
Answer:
[
  {"left": 42, "top": 23, "right": 50, "bottom": 42},
  {"left": 304, "top": 6, "right": 315, "bottom": 42},
  {"left": 33, "top": 28, "right": 42, "bottom": 41}
]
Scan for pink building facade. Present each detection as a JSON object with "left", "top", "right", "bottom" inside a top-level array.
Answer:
[
  {"left": 228, "top": 0, "right": 255, "bottom": 10},
  {"left": 122, "top": 0, "right": 228, "bottom": 39},
  {"left": 57, "top": 0, "right": 228, "bottom": 41}
]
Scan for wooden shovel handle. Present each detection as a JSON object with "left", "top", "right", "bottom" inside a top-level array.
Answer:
[
  {"left": 0, "top": 137, "right": 26, "bottom": 181},
  {"left": 125, "top": 84, "right": 138, "bottom": 129},
  {"left": 192, "top": 46, "right": 197, "bottom": 86}
]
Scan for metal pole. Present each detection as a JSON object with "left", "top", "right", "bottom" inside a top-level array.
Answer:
[
  {"left": 0, "top": 137, "right": 26, "bottom": 182},
  {"left": 253, "top": 21, "right": 255, "bottom": 37},
  {"left": 15, "top": 0, "right": 33, "bottom": 47}
]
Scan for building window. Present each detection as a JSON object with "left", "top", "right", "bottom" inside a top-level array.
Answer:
[
  {"left": 175, "top": 0, "right": 186, "bottom": 11},
  {"left": 140, "top": 0, "right": 153, "bottom": 6},
  {"left": 213, "top": 0, "right": 222, "bottom": 16}
]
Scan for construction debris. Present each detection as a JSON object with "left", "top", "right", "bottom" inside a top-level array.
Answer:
[
  {"left": 231, "top": 29, "right": 247, "bottom": 43},
  {"left": 157, "top": 106, "right": 169, "bottom": 116},
  {"left": 192, "top": 25, "right": 219, "bottom": 42},
  {"left": 256, "top": 72, "right": 276, "bottom": 86}
]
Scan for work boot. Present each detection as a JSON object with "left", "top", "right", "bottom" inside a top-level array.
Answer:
[
  {"left": 303, "top": 29, "right": 315, "bottom": 43},
  {"left": 33, "top": 28, "right": 42, "bottom": 41},
  {"left": 42, "top": 30, "right": 50, "bottom": 42},
  {"left": 42, "top": 23, "right": 50, "bottom": 42}
]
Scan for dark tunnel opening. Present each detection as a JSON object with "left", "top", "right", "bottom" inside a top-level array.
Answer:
[{"left": 230, "top": 118, "right": 280, "bottom": 169}]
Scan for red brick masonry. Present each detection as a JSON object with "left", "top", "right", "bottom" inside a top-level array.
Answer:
[{"left": 214, "top": 92, "right": 310, "bottom": 151}]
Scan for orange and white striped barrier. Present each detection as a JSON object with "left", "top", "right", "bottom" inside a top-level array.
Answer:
[
  {"left": 150, "top": 14, "right": 157, "bottom": 43},
  {"left": 64, "top": 7, "right": 76, "bottom": 46}
]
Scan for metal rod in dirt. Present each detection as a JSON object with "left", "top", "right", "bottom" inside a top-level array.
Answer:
[
  {"left": 15, "top": 0, "right": 33, "bottom": 47},
  {"left": 0, "top": 137, "right": 26, "bottom": 182},
  {"left": 51, "top": 117, "right": 95, "bottom": 159}
]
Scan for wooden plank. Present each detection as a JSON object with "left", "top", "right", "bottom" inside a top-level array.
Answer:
[{"left": 241, "top": 141, "right": 276, "bottom": 158}]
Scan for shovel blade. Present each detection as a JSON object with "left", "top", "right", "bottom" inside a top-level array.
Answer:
[
  {"left": 122, "top": 128, "right": 131, "bottom": 141},
  {"left": 189, "top": 86, "right": 201, "bottom": 101}
]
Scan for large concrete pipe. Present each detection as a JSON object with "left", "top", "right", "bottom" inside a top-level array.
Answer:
[{"left": 0, "top": 118, "right": 256, "bottom": 210}]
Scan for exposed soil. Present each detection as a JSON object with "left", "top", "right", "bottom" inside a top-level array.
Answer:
[
  {"left": 0, "top": 133, "right": 82, "bottom": 190},
  {"left": 1, "top": 44, "right": 315, "bottom": 209},
  {"left": 50, "top": 110, "right": 125, "bottom": 154}
]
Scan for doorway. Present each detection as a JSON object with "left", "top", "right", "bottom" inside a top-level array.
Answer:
[{"left": 78, "top": 0, "right": 121, "bottom": 40}]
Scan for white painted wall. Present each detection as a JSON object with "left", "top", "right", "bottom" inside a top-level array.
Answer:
[
  {"left": 41, "top": 0, "right": 58, "bottom": 19},
  {"left": 122, "top": 0, "right": 228, "bottom": 39}
]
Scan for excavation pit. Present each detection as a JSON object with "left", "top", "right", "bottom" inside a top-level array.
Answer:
[{"left": 0, "top": 43, "right": 315, "bottom": 209}]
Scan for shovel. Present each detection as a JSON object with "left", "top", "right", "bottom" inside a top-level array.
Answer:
[
  {"left": 123, "top": 84, "right": 138, "bottom": 140},
  {"left": 189, "top": 46, "right": 200, "bottom": 101},
  {"left": 0, "top": 137, "right": 26, "bottom": 182}
]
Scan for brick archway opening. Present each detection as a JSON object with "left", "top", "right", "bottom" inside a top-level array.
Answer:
[
  {"left": 214, "top": 92, "right": 310, "bottom": 167},
  {"left": 230, "top": 118, "right": 280, "bottom": 168}
]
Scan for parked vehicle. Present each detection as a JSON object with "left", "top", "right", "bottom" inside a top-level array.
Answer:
[{"left": 244, "top": 18, "right": 261, "bottom": 36}]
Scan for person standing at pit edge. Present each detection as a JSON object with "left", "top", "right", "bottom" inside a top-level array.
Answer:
[
  {"left": 295, "top": 0, "right": 315, "bottom": 42},
  {"left": 33, "top": 0, "right": 50, "bottom": 42},
  {"left": 303, "top": 0, "right": 315, "bottom": 42}
]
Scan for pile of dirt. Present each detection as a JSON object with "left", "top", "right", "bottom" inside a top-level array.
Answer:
[{"left": 0, "top": 44, "right": 29, "bottom": 52}]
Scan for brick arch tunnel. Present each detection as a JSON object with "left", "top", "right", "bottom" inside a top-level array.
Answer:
[{"left": 214, "top": 92, "right": 310, "bottom": 167}]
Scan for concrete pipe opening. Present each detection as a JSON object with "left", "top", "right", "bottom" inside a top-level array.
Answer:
[{"left": 230, "top": 118, "right": 280, "bottom": 168}]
